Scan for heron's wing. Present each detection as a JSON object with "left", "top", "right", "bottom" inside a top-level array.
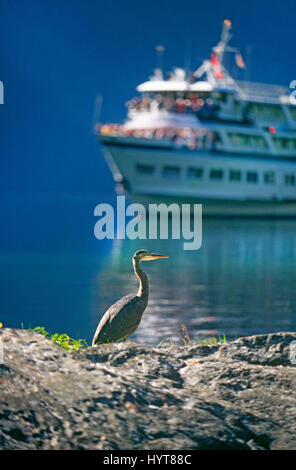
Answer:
[{"left": 92, "top": 294, "right": 146, "bottom": 344}]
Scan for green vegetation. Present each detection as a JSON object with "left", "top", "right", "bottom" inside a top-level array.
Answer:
[
  {"left": 28, "top": 326, "right": 89, "bottom": 352},
  {"left": 1, "top": 320, "right": 226, "bottom": 351}
]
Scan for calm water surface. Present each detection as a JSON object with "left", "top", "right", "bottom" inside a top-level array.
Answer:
[{"left": 0, "top": 194, "right": 296, "bottom": 346}]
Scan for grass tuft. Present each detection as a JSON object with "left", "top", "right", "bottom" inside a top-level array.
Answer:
[{"left": 157, "top": 324, "right": 227, "bottom": 348}]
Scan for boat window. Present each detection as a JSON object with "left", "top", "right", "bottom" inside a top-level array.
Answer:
[
  {"left": 285, "top": 174, "right": 296, "bottom": 185},
  {"left": 248, "top": 103, "right": 285, "bottom": 122},
  {"left": 229, "top": 170, "right": 241, "bottom": 181},
  {"left": 228, "top": 133, "right": 267, "bottom": 149},
  {"left": 162, "top": 166, "right": 181, "bottom": 178},
  {"left": 233, "top": 100, "right": 241, "bottom": 117},
  {"left": 212, "top": 91, "right": 227, "bottom": 103},
  {"left": 264, "top": 171, "right": 276, "bottom": 184},
  {"left": 247, "top": 171, "right": 258, "bottom": 183},
  {"left": 136, "top": 164, "right": 155, "bottom": 175},
  {"left": 273, "top": 137, "right": 296, "bottom": 151},
  {"left": 210, "top": 169, "right": 223, "bottom": 180},
  {"left": 187, "top": 167, "right": 203, "bottom": 179}
]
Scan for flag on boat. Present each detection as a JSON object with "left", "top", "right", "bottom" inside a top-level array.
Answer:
[
  {"left": 235, "top": 52, "right": 245, "bottom": 69},
  {"left": 210, "top": 53, "right": 224, "bottom": 79}
]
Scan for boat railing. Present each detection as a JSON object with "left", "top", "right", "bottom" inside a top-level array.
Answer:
[
  {"left": 236, "top": 81, "right": 289, "bottom": 104},
  {"left": 96, "top": 123, "right": 220, "bottom": 152}
]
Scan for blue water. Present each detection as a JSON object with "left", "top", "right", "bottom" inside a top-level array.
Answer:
[{"left": 0, "top": 193, "right": 296, "bottom": 346}]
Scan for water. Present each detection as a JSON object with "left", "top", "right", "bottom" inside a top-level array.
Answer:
[{"left": 0, "top": 193, "right": 296, "bottom": 346}]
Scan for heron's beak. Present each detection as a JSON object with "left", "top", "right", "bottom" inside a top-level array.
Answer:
[{"left": 144, "top": 253, "right": 169, "bottom": 261}]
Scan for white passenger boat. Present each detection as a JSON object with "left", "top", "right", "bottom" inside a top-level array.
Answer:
[{"left": 96, "top": 20, "right": 296, "bottom": 216}]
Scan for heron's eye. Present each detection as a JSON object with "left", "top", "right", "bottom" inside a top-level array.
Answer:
[{"left": 136, "top": 250, "right": 147, "bottom": 256}]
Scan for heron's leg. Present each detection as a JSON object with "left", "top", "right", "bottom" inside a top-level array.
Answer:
[{"left": 122, "top": 335, "right": 129, "bottom": 342}]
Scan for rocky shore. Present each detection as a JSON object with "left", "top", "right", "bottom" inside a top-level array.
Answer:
[{"left": 0, "top": 328, "right": 296, "bottom": 450}]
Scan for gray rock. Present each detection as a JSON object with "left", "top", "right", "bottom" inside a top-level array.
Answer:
[{"left": 0, "top": 328, "right": 296, "bottom": 450}]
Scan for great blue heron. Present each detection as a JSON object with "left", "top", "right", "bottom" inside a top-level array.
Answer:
[{"left": 92, "top": 249, "right": 168, "bottom": 345}]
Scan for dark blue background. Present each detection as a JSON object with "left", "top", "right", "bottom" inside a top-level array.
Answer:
[{"left": 0, "top": 0, "right": 294, "bottom": 195}]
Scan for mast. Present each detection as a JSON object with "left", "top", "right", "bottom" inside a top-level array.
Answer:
[
  {"left": 212, "top": 19, "right": 232, "bottom": 64},
  {"left": 155, "top": 45, "right": 165, "bottom": 80},
  {"left": 193, "top": 19, "right": 233, "bottom": 82},
  {"left": 192, "top": 19, "right": 247, "bottom": 99},
  {"left": 93, "top": 93, "right": 103, "bottom": 133}
]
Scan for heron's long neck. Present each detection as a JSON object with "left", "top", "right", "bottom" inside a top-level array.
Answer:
[{"left": 133, "top": 259, "right": 149, "bottom": 300}]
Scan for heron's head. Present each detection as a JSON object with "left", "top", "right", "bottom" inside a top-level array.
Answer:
[{"left": 133, "top": 249, "right": 168, "bottom": 262}]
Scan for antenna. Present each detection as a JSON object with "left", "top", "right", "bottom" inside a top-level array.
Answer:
[
  {"left": 93, "top": 93, "right": 103, "bottom": 133},
  {"left": 244, "top": 44, "right": 252, "bottom": 83},
  {"left": 184, "top": 40, "right": 192, "bottom": 76},
  {"left": 155, "top": 45, "right": 165, "bottom": 78}
]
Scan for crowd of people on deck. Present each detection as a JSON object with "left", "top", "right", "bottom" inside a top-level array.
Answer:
[
  {"left": 97, "top": 123, "right": 220, "bottom": 151},
  {"left": 126, "top": 94, "right": 220, "bottom": 120}
]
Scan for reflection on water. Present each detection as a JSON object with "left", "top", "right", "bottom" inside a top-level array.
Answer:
[{"left": 0, "top": 194, "right": 296, "bottom": 346}]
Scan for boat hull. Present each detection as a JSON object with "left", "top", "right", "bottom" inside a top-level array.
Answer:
[{"left": 100, "top": 136, "right": 296, "bottom": 217}]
